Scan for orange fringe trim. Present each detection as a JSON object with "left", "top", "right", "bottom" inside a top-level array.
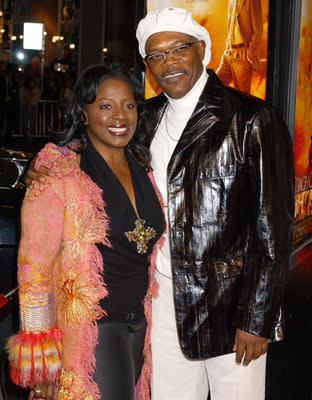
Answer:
[{"left": 6, "top": 328, "right": 62, "bottom": 387}]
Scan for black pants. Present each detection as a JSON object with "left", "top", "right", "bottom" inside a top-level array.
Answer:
[{"left": 94, "top": 310, "right": 146, "bottom": 400}]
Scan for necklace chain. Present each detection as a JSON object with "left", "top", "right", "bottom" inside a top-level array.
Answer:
[{"left": 165, "top": 111, "right": 180, "bottom": 142}]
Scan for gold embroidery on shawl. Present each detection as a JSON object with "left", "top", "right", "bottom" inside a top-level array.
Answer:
[
  {"left": 58, "top": 369, "right": 94, "bottom": 400},
  {"left": 18, "top": 256, "right": 52, "bottom": 292},
  {"left": 63, "top": 201, "right": 107, "bottom": 261},
  {"left": 18, "top": 256, "right": 55, "bottom": 332},
  {"left": 59, "top": 269, "right": 98, "bottom": 327}
]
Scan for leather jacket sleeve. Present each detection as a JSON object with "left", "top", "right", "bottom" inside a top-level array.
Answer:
[{"left": 235, "top": 105, "right": 294, "bottom": 338}]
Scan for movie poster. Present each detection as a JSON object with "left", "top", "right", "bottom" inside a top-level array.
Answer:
[
  {"left": 293, "top": 0, "right": 312, "bottom": 251},
  {"left": 145, "top": 0, "right": 269, "bottom": 99}
]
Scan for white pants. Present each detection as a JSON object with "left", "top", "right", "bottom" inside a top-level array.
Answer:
[{"left": 151, "top": 270, "right": 267, "bottom": 400}]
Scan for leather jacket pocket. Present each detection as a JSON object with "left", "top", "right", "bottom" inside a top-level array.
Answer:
[
  {"left": 199, "top": 164, "right": 236, "bottom": 180},
  {"left": 188, "top": 164, "right": 236, "bottom": 228}
]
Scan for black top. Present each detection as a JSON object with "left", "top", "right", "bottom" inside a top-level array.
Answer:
[{"left": 80, "top": 139, "right": 165, "bottom": 316}]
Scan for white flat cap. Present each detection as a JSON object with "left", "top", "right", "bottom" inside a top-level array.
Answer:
[{"left": 136, "top": 7, "right": 211, "bottom": 66}]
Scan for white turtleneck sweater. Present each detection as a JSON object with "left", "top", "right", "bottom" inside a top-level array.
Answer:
[{"left": 150, "top": 69, "right": 208, "bottom": 278}]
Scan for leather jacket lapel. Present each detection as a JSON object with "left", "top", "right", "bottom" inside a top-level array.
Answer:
[
  {"left": 150, "top": 92, "right": 167, "bottom": 137},
  {"left": 170, "top": 70, "right": 224, "bottom": 160}
]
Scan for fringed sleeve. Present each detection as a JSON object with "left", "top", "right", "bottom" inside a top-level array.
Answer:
[
  {"left": 6, "top": 329, "right": 62, "bottom": 387},
  {"left": 6, "top": 178, "right": 65, "bottom": 388}
]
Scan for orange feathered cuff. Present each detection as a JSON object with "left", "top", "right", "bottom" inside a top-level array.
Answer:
[{"left": 6, "top": 328, "right": 62, "bottom": 387}]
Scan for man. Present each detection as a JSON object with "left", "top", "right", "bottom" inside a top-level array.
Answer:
[
  {"left": 216, "top": 0, "right": 263, "bottom": 93},
  {"left": 135, "top": 7, "right": 294, "bottom": 400}
]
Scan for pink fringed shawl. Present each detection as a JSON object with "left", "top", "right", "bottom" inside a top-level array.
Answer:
[{"left": 6, "top": 143, "right": 165, "bottom": 400}]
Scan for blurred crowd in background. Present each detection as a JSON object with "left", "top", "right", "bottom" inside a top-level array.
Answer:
[{"left": 0, "top": 59, "right": 77, "bottom": 140}]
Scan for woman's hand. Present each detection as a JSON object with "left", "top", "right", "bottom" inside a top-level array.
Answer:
[
  {"left": 25, "top": 157, "right": 52, "bottom": 187},
  {"left": 30, "top": 381, "right": 59, "bottom": 400}
]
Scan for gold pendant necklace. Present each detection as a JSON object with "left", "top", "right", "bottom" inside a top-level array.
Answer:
[{"left": 125, "top": 218, "right": 156, "bottom": 254}]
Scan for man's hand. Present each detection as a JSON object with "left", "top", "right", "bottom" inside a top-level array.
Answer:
[
  {"left": 233, "top": 328, "right": 268, "bottom": 366},
  {"left": 25, "top": 157, "right": 52, "bottom": 187}
]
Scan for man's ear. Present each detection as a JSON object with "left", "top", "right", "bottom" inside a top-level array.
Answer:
[{"left": 196, "top": 40, "right": 206, "bottom": 62}]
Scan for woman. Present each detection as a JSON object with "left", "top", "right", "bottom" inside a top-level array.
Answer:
[{"left": 6, "top": 63, "right": 165, "bottom": 400}]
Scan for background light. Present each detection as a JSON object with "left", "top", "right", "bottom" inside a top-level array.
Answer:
[
  {"left": 69, "top": 43, "right": 75, "bottom": 49},
  {"left": 102, "top": 47, "right": 108, "bottom": 52},
  {"left": 11, "top": 35, "right": 17, "bottom": 41},
  {"left": 23, "top": 23, "right": 44, "bottom": 50},
  {"left": 16, "top": 51, "right": 25, "bottom": 60}
]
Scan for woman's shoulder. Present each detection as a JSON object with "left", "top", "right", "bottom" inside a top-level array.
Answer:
[
  {"left": 36, "top": 141, "right": 80, "bottom": 179},
  {"left": 24, "top": 141, "right": 82, "bottom": 201}
]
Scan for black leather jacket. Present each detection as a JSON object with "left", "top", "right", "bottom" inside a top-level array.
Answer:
[{"left": 139, "top": 69, "right": 294, "bottom": 360}]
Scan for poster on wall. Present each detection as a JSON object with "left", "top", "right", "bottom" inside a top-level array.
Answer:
[
  {"left": 293, "top": 0, "right": 312, "bottom": 252},
  {"left": 145, "top": 0, "right": 269, "bottom": 99}
]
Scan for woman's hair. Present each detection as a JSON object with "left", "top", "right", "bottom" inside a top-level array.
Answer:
[{"left": 54, "top": 62, "right": 151, "bottom": 169}]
